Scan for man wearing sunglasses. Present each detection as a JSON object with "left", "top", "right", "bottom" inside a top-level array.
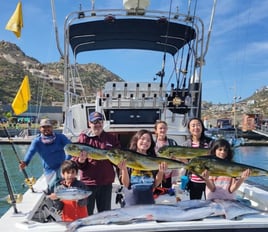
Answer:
[{"left": 73, "top": 111, "right": 120, "bottom": 215}]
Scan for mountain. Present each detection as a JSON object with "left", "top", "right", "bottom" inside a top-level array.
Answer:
[
  {"left": 0, "top": 41, "right": 267, "bottom": 121},
  {"left": 0, "top": 41, "right": 123, "bottom": 106},
  {"left": 201, "top": 86, "right": 268, "bottom": 128}
]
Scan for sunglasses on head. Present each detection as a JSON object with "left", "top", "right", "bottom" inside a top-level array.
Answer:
[{"left": 91, "top": 119, "right": 103, "bottom": 124}]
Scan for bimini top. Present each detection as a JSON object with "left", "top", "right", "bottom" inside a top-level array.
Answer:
[{"left": 69, "top": 18, "right": 196, "bottom": 57}]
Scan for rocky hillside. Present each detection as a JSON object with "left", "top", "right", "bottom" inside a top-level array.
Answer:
[
  {"left": 201, "top": 86, "right": 268, "bottom": 128},
  {"left": 0, "top": 40, "right": 267, "bottom": 122},
  {"left": 0, "top": 41, "right": 123, "bottom": 106}
]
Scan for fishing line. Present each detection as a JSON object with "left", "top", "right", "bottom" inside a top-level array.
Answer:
[
  {"left": 3, "top": 127, "right": 36, "bottom": 192},
  {"left": 0, "top": 152, "right": 19, "bottom": 214}
]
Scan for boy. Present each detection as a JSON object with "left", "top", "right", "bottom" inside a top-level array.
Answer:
[{"left": 49, "top": 160, "right": 88, "bottom": 222}]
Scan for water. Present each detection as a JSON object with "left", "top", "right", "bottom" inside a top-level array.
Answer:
[
  {"left": 0, "top": 145, "right": 268, "bottom": 218},
  {"left": 0, "top": 144, "right": 42, "bottom": 217},
  {"left": 233, "top": 146, "right": 268, "bottom": 187}
]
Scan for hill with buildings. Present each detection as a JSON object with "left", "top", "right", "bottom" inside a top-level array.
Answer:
[
  {"left": 0, "top": 41, "right": 123, "bottom": 108},
  {"left": 0, "top": 40, "right": 267, "bottom": 128}
]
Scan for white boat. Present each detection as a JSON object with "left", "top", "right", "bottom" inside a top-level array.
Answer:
[
  {"left": 204, "top": 127, "right": 245, "bottom": 148},
  {"left": 1, "top": 0, "right": 268, "bottom": 231}
]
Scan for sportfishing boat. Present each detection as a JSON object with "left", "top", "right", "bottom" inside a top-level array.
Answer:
[{"left": 1, "top": 0, "right": 268, "bottom": 231}]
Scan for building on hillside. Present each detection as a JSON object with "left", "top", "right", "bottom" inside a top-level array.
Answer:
[{"left": 241, "top": 113, "right": 262, "bottom": 132}]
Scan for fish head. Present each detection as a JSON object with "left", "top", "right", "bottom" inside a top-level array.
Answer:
[
  {"left": 106, "top": 149, "right": 126, "bottom": 165},
  {"left": 186, "top": 157, "right": 210, "bottom": 174},
  {"left": 64, "top": 144, "right": 82, "bottom": 157},
  {"left": 157, "top": 146, "right": 173, "bottom": 158}
]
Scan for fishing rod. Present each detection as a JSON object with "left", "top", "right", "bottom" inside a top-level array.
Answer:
[
  {"left": 3, "top": 127, "right": 36, "bottom": 192},
  {"left": 0, "top": 151, "right": 18, "bottom": 214}
]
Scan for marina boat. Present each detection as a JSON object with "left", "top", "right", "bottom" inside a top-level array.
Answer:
[
  {"left": 1, "top": 0, "right": 268, "bottom": 231},
  {"left": 204, "top": 127, "right": 245, "bottom": 148}
]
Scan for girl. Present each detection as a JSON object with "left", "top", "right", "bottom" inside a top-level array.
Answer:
[
  {"left": 203, "top": 139, "right": 251, "bottom": 200},
  {"left": 184, "top": 117, "right": 212, "bottom": 200},
  {"left": 118, "top": 129, "right": 167, "bottom": 206},
  {"left": 154, "top": 120, "right": 179, "bottom": 188}
]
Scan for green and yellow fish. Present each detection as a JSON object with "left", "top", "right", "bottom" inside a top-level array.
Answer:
[
  {"left": 157, "top": 145, "right": 209, "bottom": 160},
  {"left": 186, "top": 156, "right": 268, "bottom": 177},
  {"left": 64, "top": 143, "right": 108, "bottom": 160},
  {"left": 106, "top": 149, "right": 185, "bottom": 171},
  {"left": 65, "top": 143, "right": 186, "bottom": 171}
]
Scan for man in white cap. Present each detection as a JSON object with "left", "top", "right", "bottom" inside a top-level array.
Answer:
[
  {"left": 19, "top": 118, "right": 71, "bottom": 184},
  {"left": 72, "top": 111, "right": 121, "bottom": 215}
]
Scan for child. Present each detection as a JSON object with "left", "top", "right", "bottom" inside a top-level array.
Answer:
[
  {"left": 202, "top": 139, "right": 251, "bottom": 200},
  {"left": 117, "top": 129, "right": 167, "bottom": 206},
  {"left": 183, "top": 117, "right": 212, "bottom": 200},
  {"left": 49, "top": 160, "right": 88, "bottom": 222},
  {"left": 154, "top": 120, "right": 179, "bottom": 188}
]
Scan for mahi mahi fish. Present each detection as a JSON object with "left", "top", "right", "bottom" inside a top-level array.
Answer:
[
  {"left": 106, "top": 149, "right": 185, "bottom": 171},
  {"left": 64, "top": 143, "right": 108, "bottom": 160},
  {"left": 55, "top": 187, "right": 92, "bottom": 201},
  {"left": 65, "top": 143, "right": 185, "bottom": 171},
  {"left": 157, "top": 145, "right": 209, "bottom": 159},
  {"left": 187, "top": 156, "right": 268, "bottom": 177}
]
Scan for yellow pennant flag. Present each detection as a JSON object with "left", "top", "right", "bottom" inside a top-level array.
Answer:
[
  {"left": 12, "top": 76, "right": 31, "bottom": 115},
  {"left": 5, "top": 1, "right": 23, "bottom": 38}
]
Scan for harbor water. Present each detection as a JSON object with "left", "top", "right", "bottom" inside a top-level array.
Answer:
[{"left": 0, "top": 144, "right": 268, "bottom": 218}]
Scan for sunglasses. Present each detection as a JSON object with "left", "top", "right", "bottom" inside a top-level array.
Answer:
[
  {"left": 41, "top": 125, "right": 52, "bottom": 128},
  {"left": 91, "top": 120, "right": 103, "bottom": 124}
]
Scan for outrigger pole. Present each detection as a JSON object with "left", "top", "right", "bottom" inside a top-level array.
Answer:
[
  {"left": 3, "top": 127, "right": 36, "bottom": 192},
  {"left": 0, "top": 152, "right": 18, "bottom": 214}
]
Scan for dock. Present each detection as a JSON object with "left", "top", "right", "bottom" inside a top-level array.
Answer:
[
  {"left": 253, "top": 125, "right": 268, "bottom": 138},
  {"left": 0, "top": 136, "right": 33, "bottom": 144}
]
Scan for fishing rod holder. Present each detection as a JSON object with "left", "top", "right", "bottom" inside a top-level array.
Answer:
[{"left": 24, "top": 177, "right": 37, "bottom": 188}]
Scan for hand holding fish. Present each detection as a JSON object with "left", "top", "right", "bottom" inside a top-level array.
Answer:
[
  {"left": 78, "top": 150, "right": 87, "bottom": 163},
  {"left": 155, "top": 162, "right": 168, "bottom": 187},
  {"left": 240, "top": 168, "right": 251, "bottom": 180},
  {"left": 229, "top": 169, "right": 252, "bottom": 193},
  {"left": 48, "top": 192, "right": 58, "bottom": 200},
  {"left": 117, "top": 160, "right": 130, "bottom": 187},
  {"left": 159, "top": 162, "right": 168, "bottom": 172},
  {"left": 201, "top": 169, "right": 210, "bottom": 181},
  {"left": 117, "top": 160, "right": 127, "bottom": 172}
]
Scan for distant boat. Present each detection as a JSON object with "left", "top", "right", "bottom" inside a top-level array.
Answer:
[{"left": 205, "top": 127, "right": 245, "bottom": 147}]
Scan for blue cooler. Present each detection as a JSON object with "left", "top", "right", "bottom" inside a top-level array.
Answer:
[{"left": 180, "top": 175, "right": 189, "bottom": 190}]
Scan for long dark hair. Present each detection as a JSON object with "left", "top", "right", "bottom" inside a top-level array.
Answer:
[
  {"left": 129, "top": 129, "right": 156, "bottom": 157},
  {"left": 209, "top": 139, "right": 233, "bottom": 161},
  {"left": 187, "top": 117, "right": 211, "bottom": 148}
]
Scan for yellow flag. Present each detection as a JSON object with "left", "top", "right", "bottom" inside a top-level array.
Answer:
[
  {"left": 5, "top": 1, "right": 23, "bottom": 38},
  {"left": 12, "top": 76, "right": 31, "bottom": 115}
]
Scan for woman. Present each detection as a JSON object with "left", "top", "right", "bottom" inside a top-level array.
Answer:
[
  {"left": 203, "top": 139, "right": 250, "bottom": 200},
  {"left": 154, "top": 120, "right": 179, "bottom": 188},
  {"left": 118, "top": 129, "right": 167, "bottom": 206},
  {"left": 183, "top": 117, "right": 212, "bottom": 200}
]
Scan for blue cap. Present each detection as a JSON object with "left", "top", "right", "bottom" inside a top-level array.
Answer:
[{"left": 89, "top": 112, "right": 104, "bottom": 122}]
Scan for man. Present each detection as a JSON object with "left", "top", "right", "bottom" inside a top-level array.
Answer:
[
  {"left": 19, "top": 118, "right": 71, "bottom": 184},
  {"left": 73, "top": 111, "right": 120, "bottom": 214}
]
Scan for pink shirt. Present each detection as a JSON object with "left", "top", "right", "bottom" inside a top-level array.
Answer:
[{"left": 206, "top": 176, "right": 235, "bottom": 200}]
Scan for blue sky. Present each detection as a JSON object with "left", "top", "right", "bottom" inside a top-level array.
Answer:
[{"left": 1, "top": 0, "right": 268, "bottom": 104}]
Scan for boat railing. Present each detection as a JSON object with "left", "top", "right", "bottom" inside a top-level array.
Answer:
[{"left": 65, "top": 8, "right": 204, "bottom": 33}]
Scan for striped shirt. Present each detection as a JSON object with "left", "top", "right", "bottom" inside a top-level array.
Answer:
[{"left": 190, "top": 141, "right": 209, "bottom": 183}]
